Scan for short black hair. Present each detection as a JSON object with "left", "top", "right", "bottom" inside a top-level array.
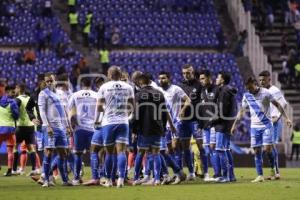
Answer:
[
  {"left": 5, "top": 85, "right": 15, "bottom": 92},
  {"left": 17, "top": 83, "right": 27, "bottom": 93},
  {"left": 144, "top": 72, "right": 154, "bottom": 81},
  {"left": 81, "top": 77, "right": 92, "bottom": 87},
  {"left": 182, "top": 64, "right": 194, "bottom": 69},
  {"left": 138, "top": 74, "right": 151, "bottom": 85},
  {"left": 159, "top": 71, "right": 171, "bottom": 79},
  {"left": 199, "top": 70, "right": 211, "bottom": 77},
  {"left": 246, "top": 76, "right": 258, "bottom": 85},
  {"left": 218, "top": 71, "right": 231, "bottom": 85},
  {"left": 94, "top": 77, "right": 105, "bottom": 85},
  {"left": 259, "top": 70, "right": 271, "bottom": 77}
]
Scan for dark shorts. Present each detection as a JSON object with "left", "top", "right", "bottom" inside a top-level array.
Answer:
[{"left": 16, "top": 126, "right": 35, "bottom": 145}]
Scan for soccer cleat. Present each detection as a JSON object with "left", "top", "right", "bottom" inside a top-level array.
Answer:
[
  {"left": 17, "top": 168, "right": 25, "bottom": 176},
  {"left": 101, "top": 179, "right": 113, "bottom": 188},
  {"left": 203, "top": 173, "right": 216, "bottom": 182},
  {"left": 42, "top": 181, "right": 50, "bottom": 187},
  {"left": 27, "top": 170, "right": 39, "bottom": 177},
  {"left": 215, "top": 177, "right": 230, "bottom": 183},
  {"left": 72, "top": 179, "right": 81, "bottom": 186},
  {"left": 139, "top": 175, "right": 150, "bottom": 184},
  {"left": 171, "top": 173, "right": 186, "bottom": 185},
  {"left": 154, "top": 180, "right": 161, "bottom": 186},
  {"left": 161, "top": 175, "right": 172, "bottom": 185},
  {"left": 83, "top": 179, "right": 100, "bottom": 186},
  {"left": 12, "top": 170, "right": 19, "bottom": 176},
  {"left": 275, "top": 174, "right": 280, "bottom": 180},
  {"left": 266, "top": 169, "right": 276, "bottom": 180},
  {"left": 251, "top": 176, "right": 264, "bottom": 183},
  {"left": 117, "top": 178, "right": 124, "bottom": 188},
  {"left": 62, "top": 181, "right": 73, "bottom": 186},
  {"left": 132, "top": 180, "right": 142, "bottom": 186},
  {"left": 100, "top": 177, "right": 107, "bottom": 185},
  {"left": 141, "top": 178, "right": 155, "bottom": 186},
  {"left": 186, "top": 173, "right": 196, "bottom": 181},
  {"left": 3, "top": 170, "right": 12, "bottom": 177}
]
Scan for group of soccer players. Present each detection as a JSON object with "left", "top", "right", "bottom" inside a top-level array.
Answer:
[{"left": 0, "top": 64, "right": 292, "bottom": 188}]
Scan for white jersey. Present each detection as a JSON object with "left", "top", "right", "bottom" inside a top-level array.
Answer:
[
  {"left": 98, "top": 81, "right": 134, "bottom": 126},
  {"left": 242, "top": 88, "right": 275, "bottom": 128},
  {"left": 38, "top": 88, "right": 68, "bottom": 130},
  {"left": 68, "top": 89, "right": 98, "bottom": 131},
  {"left": 268, "top": 85, "right": 287, "bottom": 118},
  {"left": 56, "top": 87, "right": 72, "bottom": 108},
  {"left": 160, "top": 84, "right": 187, "bottom": 124}
]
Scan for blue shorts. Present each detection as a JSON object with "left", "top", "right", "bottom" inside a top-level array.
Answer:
[
  {"left": 216, "top": 132, "right": 230, "bottom": 151},
  {"left": 160, "top": 136, "right": 167, "bottom": 151},
  {"left": 74, "top": 129, "right": 93, "bottom": 152},
  {"left": 42, "top": 127, "right": 68, "bottom": 149},
  {"left": 250, "top": 127, "right": 274, "bottom": 148},
  {"left": 102, "top": 124, "right": 129, "bottom": 146},
  {"left": 272, "top": 119, "right": 282, "bottom": 144},
  {"left": 137, "top": 135, "right": 162, "bottom": 150},
  {"left": 91, "top": 128, "right": 103, "bottom": 146},
  {"left": 177, "top": 121, "right": 202, "bottom": 140},
  {"left": 35, "top": 131, "right": 44, "bottom": 151},
  {"left": 203, "top": 128, "right": 216, "bottom": 146}
]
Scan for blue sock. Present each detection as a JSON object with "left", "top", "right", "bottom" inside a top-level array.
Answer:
[
  {"left": 43, "top": 155, "right": 51, "bottom": 182},
  {"left": 90, "top": 152, "right": 99, "bottom": 180},
  {"left": 98, "top": 160, "right": 105, "bottom": 178},
  {"left": 145, "top": 154, "right": 153, "bottom": 176},
  {"left": 226, "top": 150, "right": 235, "bottom": 179},
  {"left": 218, "top": 151, "right": 228, "bottom": 179},
  {"left": 134, "top": 152, "right": 143, "bottom": 180},
  {"left": 160, "top": 153, "right": 169, "bottom": 176},
  {"left": 272, "top": 147, "right": 279, "bottom": 174},
  {"left": 112, "top": 154, "right": 118, "bottom": 182},
  {"left": 210, "top": 149, "right": 221, "bottom": 177},
  {"left": 58, "top": 157, "right": 68, "bottom": 183},
  {"left": 175, "top": 150, "right": 183, "bottom": 170},
  {"left": 67, "top": 153, "right": 75, "bottom": 175},
  {"left": 50, "top": 155, "right": 59, "bottom": 172},
  {"left": 117, "top": 152, "right": 127, "bottom": 179},
  {"left": 105, "top": 153, "right": 113, "bottom": 179},
  {"left": 153, "top": 154, "right": 161, "bottom": 181},
  {"left": 74, "top": 154, "right": 82, "bottom": 180},
  {"left": 203, "top": 146, "right": 210, "bottom": 174},
  {"left": 255, "top": 149, "right": 263, "bottom": 176},
  {"left": 183, "top": 149, "right": 194, "bottom": 174},
  {"left": 163, "top": 153, "right": 180, "bottom": 174}
]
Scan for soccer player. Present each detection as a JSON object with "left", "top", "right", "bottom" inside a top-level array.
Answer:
[
  {"left": 158, "top": 71, "right": 189, "bottom": 184},
  {"left": 95, "top": 66, "right": 134, "bottom": 188},
  {"left": 38, "top": 72, "right": 72, "bottom": 187},
  {"left": 198, "top": 70, "right": 221, "bottom": 181},
  {"left": 14, "top": 83, "right": 37, "bottom": 175},
  {"left": 68, "top": 77, "right": 97, "bottom": 185},
  {"left": 132, "top": 74, "right": 174, "bottom": 186},
  {"left": 258, "top": 70, "right": 288, "bottom": 180},
  {"left": 0, "top": 85, "right": 19, "bottom": 176},
  {"left": 231, "top": 77, "right": 292, "bottom": 183},
  {"left": 214, "top": 71, "right": 237, "bottom": 182},
  {"left": 178, "top": 64, "right": 204, "bottom": 181},
  {"left": 83, "top": 77, "right": 106, "bottom": 186}
]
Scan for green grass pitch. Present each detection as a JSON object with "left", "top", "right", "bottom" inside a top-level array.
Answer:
[{"left": 0, "top": 167, "right": 299, "bottom": 200}]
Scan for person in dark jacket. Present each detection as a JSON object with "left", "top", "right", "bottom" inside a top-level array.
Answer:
[
  {"left": 214, "top": 71, "right": 237, "bottom": 182},
  {"left": 177, "top": 64, "right": 204, "bottom": 181},
  {"left": 132, "top": 74, "right": 175, "bottom": 186},
  {"left": 198, "top": 70, "right": 221, "bottom": 181}
]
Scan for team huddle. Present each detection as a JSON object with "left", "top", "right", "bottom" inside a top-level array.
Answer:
[{"left": 0, "top": 64, "right": 292, "bottom": 188}]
